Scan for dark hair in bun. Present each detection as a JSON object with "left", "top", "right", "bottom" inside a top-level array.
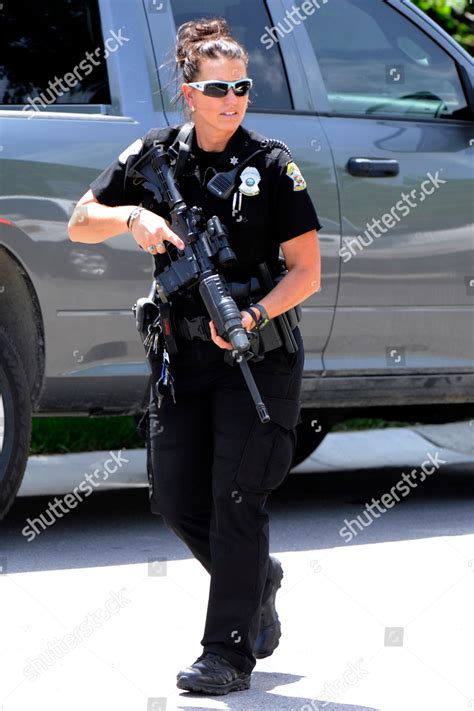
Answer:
[{"left": 175, "top": 17, "right": 248, "bottom": 84}]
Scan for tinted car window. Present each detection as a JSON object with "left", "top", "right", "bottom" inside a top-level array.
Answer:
[
  {"left": 170, "top": 0, "right": 293, "bottom": 110},
  {"left": 305, "top": 0, "right": 468, "bottom": 120},
  {"left": 0, "top": 0, "right": 111, "bottom": 106}
]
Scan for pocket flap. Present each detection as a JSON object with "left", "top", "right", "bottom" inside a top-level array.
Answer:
[{"left": 263, "top": 394, "right": 301, "bottom": 430}]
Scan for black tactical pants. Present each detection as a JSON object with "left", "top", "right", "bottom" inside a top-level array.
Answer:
[{"left": 146, "top": 326, "right": 304, "bottom": 675}]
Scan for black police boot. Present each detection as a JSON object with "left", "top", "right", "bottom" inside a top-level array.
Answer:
[
  {"left": 254, "top": 555, "right": 284, "bottom": 659},
  {"left": 176, "top": 651, "right": 251, "bottom": 695}
]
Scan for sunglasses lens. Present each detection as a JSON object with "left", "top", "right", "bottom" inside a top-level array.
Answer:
[
  {"left": 234, "top": 81, "right": 251, "bottom": 96},
  {"left": 201, "top": 80, "right": 252, "bottom": 97},
  {"left": 203, "top": 82, "right": 229, "bottom": 97}
]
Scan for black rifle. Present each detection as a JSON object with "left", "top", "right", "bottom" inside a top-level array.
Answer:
[{"left": 132, "top": 142, "right": 271, "bottom": 424}]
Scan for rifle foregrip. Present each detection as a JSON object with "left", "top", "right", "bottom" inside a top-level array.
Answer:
[{"left": 199, "top": 274, "right": 250, "bottom": 353}]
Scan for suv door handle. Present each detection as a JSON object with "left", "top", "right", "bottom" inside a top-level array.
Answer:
[{"left": 347, "top": 158, "right": 399, "bottom": 177}]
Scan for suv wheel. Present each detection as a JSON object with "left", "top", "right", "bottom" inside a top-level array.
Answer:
[{"left": 0, "top": 329, "right": 31, "bottom": 521}]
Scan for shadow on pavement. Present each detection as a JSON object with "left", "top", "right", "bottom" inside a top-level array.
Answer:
[{"left": 1, "top": 462, "right": 473, "bottom": 575}]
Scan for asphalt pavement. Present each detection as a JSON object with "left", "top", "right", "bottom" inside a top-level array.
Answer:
[{"left": 1, "top": 421, "right": 473, "bottom": 711}]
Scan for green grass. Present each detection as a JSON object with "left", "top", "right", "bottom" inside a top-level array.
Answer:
[
  {"left": 30, "top": 416, "right": 145, "bottom": 455},
  {"left": 29, "top": 415, "right": 413, "bottom": 455},
  {"left": 332, "top": 418, "right": 411, "bottom": 432},
  {"left": 30, "top": 414, "right": 472, "bottom": 455}
]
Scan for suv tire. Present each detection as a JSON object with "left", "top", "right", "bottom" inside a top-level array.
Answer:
[{"left": 0, "top": 329, "right": 31, "bottom": 521}]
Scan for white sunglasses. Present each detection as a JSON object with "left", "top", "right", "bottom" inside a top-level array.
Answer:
[{"left": 186, "top": 78, "right": 253, "bottom": 98}]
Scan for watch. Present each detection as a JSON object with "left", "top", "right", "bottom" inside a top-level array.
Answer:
[{"left": 250, "top": 302, "right": 270, "bottom": 329}]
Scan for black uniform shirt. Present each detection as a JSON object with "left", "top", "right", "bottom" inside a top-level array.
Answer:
[{"left": 90, "top": 122, "right": 322, "bottom": 316}]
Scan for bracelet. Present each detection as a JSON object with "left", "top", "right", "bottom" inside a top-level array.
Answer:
[
  {"left": 127, "top": 206, "right": 144, "bottom": 231},
  {"left": 250, "top": 302, "right": 270, "bottom": 329}
]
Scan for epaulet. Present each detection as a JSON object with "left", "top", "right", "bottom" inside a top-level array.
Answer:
[
  {"left": 142, "top": 126, "right": 177, "bottom": 151},
  {"left": 242, "top": 127, "right": 293, "bottom": 161},
  {"left": 125, "top": 127, "right": 176, "bottom": 182},
  {"left": 264, "top": 140, "right": 293, "bottom": 162}
]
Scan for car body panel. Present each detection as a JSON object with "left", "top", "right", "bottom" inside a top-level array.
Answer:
[{"left": 0, "top": 0, "right": 472, "bottom": 416}]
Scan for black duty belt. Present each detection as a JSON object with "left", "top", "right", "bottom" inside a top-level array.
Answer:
[
  {"left": 173, "top": 308, "right": 300, "bottom": 343},
  {"left": 174, "top": 314, "right": 213, "bottom": 341}
]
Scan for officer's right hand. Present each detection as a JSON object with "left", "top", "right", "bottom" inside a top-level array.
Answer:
[{"left": 131, "top": 209, "right": 186, "bottom": 254}]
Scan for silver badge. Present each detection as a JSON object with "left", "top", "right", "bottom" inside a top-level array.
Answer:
[{"left": 238, "top": 167, "right": 261, "bottom": 197}]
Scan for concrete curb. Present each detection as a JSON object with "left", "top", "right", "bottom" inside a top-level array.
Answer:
[{"left": 18, "top": 421, "right": 473, "bottom": 497}]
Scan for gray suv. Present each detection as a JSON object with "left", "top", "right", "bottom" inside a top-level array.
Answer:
[{"left": 1, "top": 0, "right": 473, "bottom": 520}]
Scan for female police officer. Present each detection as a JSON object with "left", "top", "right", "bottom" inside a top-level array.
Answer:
[{"left": 69, "top": 17, "right": 321, "bottom": 696}]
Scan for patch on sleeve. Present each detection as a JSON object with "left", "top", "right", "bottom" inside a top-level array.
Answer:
[
  {"left": 118, "top": 138, "right": 144, "bottom": 165},
  {"left": 286, "top": 161, "right": 307, "bottom": 191}
]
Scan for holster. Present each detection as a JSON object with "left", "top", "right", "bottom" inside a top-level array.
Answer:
[
  {"left": 132, "top": 293, "right": 177, "bottom": 357},
  {"left": 255, "top": 261, "right": 302, "bottom": 354},
  {"left": 132, "top": 296, "right": 158, "bottom": 336},
  {"left": 257, "top": 303, "right": 302, "bottom": 355}
]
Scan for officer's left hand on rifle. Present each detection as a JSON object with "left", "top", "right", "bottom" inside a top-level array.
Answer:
[{"left": 209, "top": 309, "right": 260, "bottom": 351}]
